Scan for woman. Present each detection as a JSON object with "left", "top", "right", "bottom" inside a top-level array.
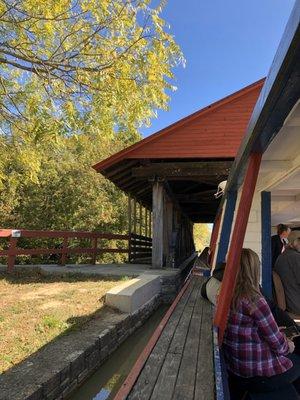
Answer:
[{"left": 223, "top": 248, "right": 300, "bottom": 398}]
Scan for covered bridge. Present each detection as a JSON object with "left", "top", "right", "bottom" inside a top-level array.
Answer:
[{"left": 93, "top": 79, "right": 263, "bottom": 269}]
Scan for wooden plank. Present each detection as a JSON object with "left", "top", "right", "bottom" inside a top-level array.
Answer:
[
  {"left": 128, "top": 281, "right": 196, "bottom": 400},
  {"left": 130, "top": 233, "right": 152, "bottom": 241},
  {"left": 149, "top": 282, "right": 200, "bottom": 400},
  {"left": 172, "top": 281, "right": 204, "bottom": 400},
  {"left": 115, "top": 279, "right": 192, "bottom": 400},
  {"left": 132, "top": 161, "right": 232, "bottom": 178},
  {"left": 130, "top": 240, "right": 152, "bottom": 248},
  {"left": 104, "top": 160, "right": 138, "bottom": 178},
  {"left": 194, "top": 300, "right": 214, "bottom": 400},
  {"left": 152, "top": 182, "right": 164, "bottom": 269}
]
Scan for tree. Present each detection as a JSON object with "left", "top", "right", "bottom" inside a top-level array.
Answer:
[
  {"left": 0, "top": 0, "right": 184, "bottom": 236},
  {"left": 193, "top": 224, "right": 211, "bottom": 252},
  {"left": 0, "top": 0, "right": 183, "bottom": 132}
]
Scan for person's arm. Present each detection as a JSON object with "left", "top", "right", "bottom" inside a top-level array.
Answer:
[{"left": 252, "top": 297, "right": 289, "bottom": 356}]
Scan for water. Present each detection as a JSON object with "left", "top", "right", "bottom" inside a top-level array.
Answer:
[{"left": 70, "top": 306, "right": 168, "bottom": 400}]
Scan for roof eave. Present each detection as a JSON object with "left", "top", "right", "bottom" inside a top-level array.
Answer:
[{"left": 221, "top": 1, "right": 300, "bottom": 205}]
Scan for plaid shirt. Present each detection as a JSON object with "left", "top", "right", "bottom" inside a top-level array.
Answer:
[{"left": 223, "top": 296, "right": 293, "bottom": 377}]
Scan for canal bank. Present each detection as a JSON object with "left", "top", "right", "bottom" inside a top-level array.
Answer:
[
  {"left": 69, "top": 306, "right": 168, "bottom": 400},
  {"left": 0, "top": 294, "right": 161, "bottom": 400}
]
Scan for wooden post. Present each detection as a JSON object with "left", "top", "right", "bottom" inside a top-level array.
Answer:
[
  {"left": 215, "top": 190, "right": 237, "bottom": 265},
  {"left": 133, "top": 198, "right": 137, "bottom": 235},
  {"left": 145, "top": 208, "right": 148, "bottom": 237},
  {"left": 165, "top": 200, "right": 174, "bottom": 267},
  {"left": 149, "top": 211, "right": 152, "bottom": 237},
  {"left": 7, "top": 236, "right": 18, "bottom": 273},
  {"left": 60, "top": 236, "right": 69, "bottom": 266},
  {"left": 261, "top": 191, "right": 272, "bottom": 298},
  {"left": 208, "top": 212, "right": 222, "bottom": 266},
  {"left": 128, "top": 196, "right": 132, "bottom": 234},
  {"left": 214, "top": 153, "right": 262, "bottom": 344},
  {"left": 92, "top": 238, "right": 98, "bottom": 265},
  {"left": 152, "top": 181, "right": 164, "bottom": 269},
  {"left": 139, "top": 203, "right": 143, "bottom": 236}
]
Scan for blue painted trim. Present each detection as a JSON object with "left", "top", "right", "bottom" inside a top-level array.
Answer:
[
  {"left": 216, "top": 191, "right": 237, "bottom": 265},
  {"left": 213, "top": 327, "right": 225, "bottom": 400},
  {"left": 261, "top": 191, "right": 272, "bottom": 299},
  {"left": 213, "top": 327, "right": 231, "bottom": 400}
]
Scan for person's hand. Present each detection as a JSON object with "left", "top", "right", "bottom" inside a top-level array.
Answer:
[{"left": 287, "top": 339, "right": 295, "bottom": 353}]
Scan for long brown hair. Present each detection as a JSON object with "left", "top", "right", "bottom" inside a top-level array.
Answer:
[{"left": 231, "top": 248, "right": 261, "bottom": 311}]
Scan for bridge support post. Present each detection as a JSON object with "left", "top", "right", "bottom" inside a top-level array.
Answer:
[
  {"left": 216, "top": 190, "right": 237, "bottom": 265},
  {"left": 261, "top": 191, "right": 272, "bottom": 298},
  {"left": 214, "top": 152, "right": 262, "bottom": 343},
  {"left": 152, "top": 181, "right": 164, "bottom": 268}
]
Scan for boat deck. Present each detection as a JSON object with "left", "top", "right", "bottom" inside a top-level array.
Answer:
[{"left": 125, "top": 275, "right": 215, "bottom": 400}]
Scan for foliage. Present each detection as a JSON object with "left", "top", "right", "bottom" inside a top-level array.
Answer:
[
  {"left": 0, "top": 0, "right": 184, "bottom": 235},
  {"left": 193, "top": 223, "right": 211, "bottom": 252}
]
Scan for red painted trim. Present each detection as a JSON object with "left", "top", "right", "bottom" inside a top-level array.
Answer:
[
  {"left": 0, "top": 230, "right": 151, "bottom": 271},
  {"left": 213, "top": 152, "right": 262, "bottom": 344},
  {"left": 113, "top": 278, "right": 192, "bottom": 400},
  {"left": 93, "top": 79, "right": 265, "bottom": 172}
]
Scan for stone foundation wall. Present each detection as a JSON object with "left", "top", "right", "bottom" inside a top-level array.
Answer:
[
  {"left": 0, "top": 295, "right": 161, "bottom": 400},
  {"left": 160, "top": 253, "right": 197, "bottom": 302}
]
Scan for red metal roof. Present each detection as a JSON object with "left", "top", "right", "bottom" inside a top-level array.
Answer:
[{"left": 93, "top": 79, "right": 264, "bottom": 172}]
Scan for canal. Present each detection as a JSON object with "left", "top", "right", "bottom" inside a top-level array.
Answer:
[{"left": 69, "top": 305, "right": 168, "bottom": 400}]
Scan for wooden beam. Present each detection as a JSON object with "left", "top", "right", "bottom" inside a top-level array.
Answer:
[
  {"left": 149, "top": 211, "right": 152, "bottom": 237},
  {"left": 145, "top": 208, "right": 148, "bottom": 237},
  {"left": 133, "top": 198, "right": 137, "bottom": 235},
  {"left": 261, "top": 191, "right": 272, "bottom": 298},
  {"left": 176, "top": 191, "right": 216, "bottom": 201},
  {"left": 132, "top": 161, "right": 232, "bottom": 179},
  {"left": 152, "top": 182, "right": 164, "bottom": 268},
  {"left": 104, "top": 160, "right": 138, "bottom": 178},
  {"left": 139, "top": 203, "right": 143, "bottom": 236},
  {"left": 128, "top": 196, "right": 132, "bottom": 234},
  {"left": 215, "top": 191, "right": 237, "bottom": 265},
  {"left": 214, "top": 152, "right": 262, "bottom": 344}
]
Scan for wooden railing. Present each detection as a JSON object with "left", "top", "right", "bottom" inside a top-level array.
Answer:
[
  {"left": 0, "top": 229, "right": 130, "bottom": 272},
  {"left": 128, "top": 233, "right": 152, "bottom": 264}
]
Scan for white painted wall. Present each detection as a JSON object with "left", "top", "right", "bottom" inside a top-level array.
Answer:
[
  {"left": 226, "top": 185, "right": 262, "bottom": 260},
  {"left": 243, "top": 190, "right": 262, "bottom": 259}
]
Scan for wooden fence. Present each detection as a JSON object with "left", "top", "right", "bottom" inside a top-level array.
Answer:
[
  {"left": 0, "top": 229, "right": 152, "bottom": 272},
  {"left": 129, "top": 233, "right": 152, "bottom": 264}
]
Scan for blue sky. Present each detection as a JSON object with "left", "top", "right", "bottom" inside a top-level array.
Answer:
[{"left": 141, "top": 0, "right": 295, "bottom": 137}]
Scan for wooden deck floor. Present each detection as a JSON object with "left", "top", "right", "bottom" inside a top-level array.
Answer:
[{"left": 127, "top": 276, "right": 215, "bottom": 400}]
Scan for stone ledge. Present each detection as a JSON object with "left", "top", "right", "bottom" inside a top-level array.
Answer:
[{"left": 106, "top": 274, "right": 161, "bottom": 313}]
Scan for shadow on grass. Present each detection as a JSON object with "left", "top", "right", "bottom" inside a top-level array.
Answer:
[
  {"left": 0, "top": 301, "right": 123, "bottom": 378},
  {"left": 0, "top": 268, "right": 130, "bottom": 285}
]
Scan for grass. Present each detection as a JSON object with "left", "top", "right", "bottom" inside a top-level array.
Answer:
[{"left": 0, "top": 270, "right": 121, "bottom": 373}]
